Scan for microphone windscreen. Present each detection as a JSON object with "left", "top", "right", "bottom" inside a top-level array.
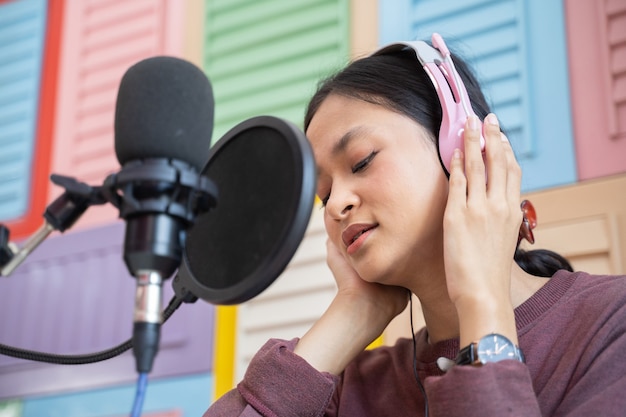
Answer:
[
  {"left": 114, "top": 56, "right": 214, "bottom": 171},
  {"left": 174, "top": 116, "right": 316, "bottom": 305}
]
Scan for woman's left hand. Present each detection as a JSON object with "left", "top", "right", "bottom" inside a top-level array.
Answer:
[{"left": 442, "top": 113, "right": 523, "bottom": 346}]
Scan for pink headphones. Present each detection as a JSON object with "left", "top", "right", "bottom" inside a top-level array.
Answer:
[
  {"left": 372, "top": 35, "right": 537, "bottom": 246},
  {"left": 371, "top": 33, "right": 485, "bottom": 175}
]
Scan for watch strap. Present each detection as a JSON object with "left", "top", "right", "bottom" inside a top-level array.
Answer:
[
  {"left": 455, "top": 342, "right": 478, "bottom": 366},
  {"left": 455, "top": 333, "right": 525, "bottom": 366}
]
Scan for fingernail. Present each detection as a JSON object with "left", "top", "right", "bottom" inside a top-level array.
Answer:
[
  {"left": 453, "top": 148, "right": 462, "bottom": 159},
  {"left": 485, "top": 113, "right": 498, "bottom": 126},
  {"left": 468, "top": 115, "right": 479, "bottom": 131}
]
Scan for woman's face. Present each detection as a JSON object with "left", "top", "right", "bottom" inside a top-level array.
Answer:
[{"left": 306, "top": 94, "right": 449, "bottom": 287}]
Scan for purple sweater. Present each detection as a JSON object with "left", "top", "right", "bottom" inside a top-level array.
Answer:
[{"left": 204, "top": 270, "right": 626, "bottom": 416}]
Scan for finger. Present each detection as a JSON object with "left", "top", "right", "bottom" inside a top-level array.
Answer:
[
  {"left": 446, "top": 148, "right": 467, "bottom": 213},
  {"left": 463, "top": 115, "right": 486, "bottom": 201},
  {"left": 482, "top": 113, "right": 507, "bottom": 197},
  {"left": 500, "top": 134, "right": 522, "bottom": 207}
]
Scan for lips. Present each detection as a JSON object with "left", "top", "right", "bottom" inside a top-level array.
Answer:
[{"left": 342, "top": 223, "right": 377, "bottom": 248}]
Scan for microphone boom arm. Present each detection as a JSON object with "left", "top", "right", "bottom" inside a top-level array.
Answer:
[{"left": 1, "top": 174, "right": 109, "bottom": 277}]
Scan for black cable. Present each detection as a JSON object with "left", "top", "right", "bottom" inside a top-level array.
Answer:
[
  {"left": 0, "top": 295, "right": 183, "bottom": 365},
  {"left": 409, "top": 293, "right": 429, "bottom": 417}
]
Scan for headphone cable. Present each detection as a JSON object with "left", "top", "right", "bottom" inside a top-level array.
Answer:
[{"left": 409, "top": 292, "right": 429, "bottom": 417}]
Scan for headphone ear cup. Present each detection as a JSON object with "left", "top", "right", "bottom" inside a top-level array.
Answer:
[
  {"left": 437, "top": 111, "right": 468, "bottom": 176},
  {"left": 370, "top": 37, "right": 486, "bottom": 175},
  {"left": 438, "top": 115, "right": 487, "bottom": 178}
]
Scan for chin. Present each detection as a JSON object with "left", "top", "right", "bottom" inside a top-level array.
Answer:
[{"left": 356, "top": 263, "right": 401, "bottom": 286}]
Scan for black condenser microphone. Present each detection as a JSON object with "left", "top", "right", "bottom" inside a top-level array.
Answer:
[{"left": 103, "top": 56, "right": 217, "bottom": 374}]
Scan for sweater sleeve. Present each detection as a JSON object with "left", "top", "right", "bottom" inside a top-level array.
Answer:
[
  {"left": 425, "top": 274, "right": 626, "bottom": 417},
  {"left": 424, "top": 361, "right": 542, "bottom": 417},
  {"left": 204, "top": 338, "right": 339, "bottom": 417},
  {"left": 548, "top": 298, "right": 626, "bottom": 416}
]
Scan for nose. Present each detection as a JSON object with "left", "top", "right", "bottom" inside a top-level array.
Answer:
[{"left": 326, "top": 185, "right": 359, "bottom": 220}]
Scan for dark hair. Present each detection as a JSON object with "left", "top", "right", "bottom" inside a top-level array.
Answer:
[{"left": 304, "top": 47, "right": 573, "bottom": 277}]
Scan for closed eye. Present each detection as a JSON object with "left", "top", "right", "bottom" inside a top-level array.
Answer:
[
  {"left": 352, "top": 151, "right": 378, "bottom": 173},
  {"left": 319, "top": 151, "right": 378, "bottom": 209}
]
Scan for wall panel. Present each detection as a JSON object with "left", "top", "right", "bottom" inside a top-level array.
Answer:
[
  {"left": 519, "top": 174, "right": 626, "bottom": 276},
  {"left": 565, "top": 0, "right": 626, "bottom": 180}
]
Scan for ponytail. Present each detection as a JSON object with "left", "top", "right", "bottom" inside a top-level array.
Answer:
[{"left": 514, "top": 249, "right": 573, "bottom": 277}]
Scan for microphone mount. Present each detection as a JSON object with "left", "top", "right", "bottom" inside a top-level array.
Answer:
[
  {"left": 102, "top": 157, "right": 218, "bottom": 372},
  {"left": 1, "top": 160, "right": 218, "bottom": 278},
  {"left": 1, "top": 174, "right": 109, "bottom": 276},
  {"left": 102, "top": 158, "right": 218, "bottom": 279}
]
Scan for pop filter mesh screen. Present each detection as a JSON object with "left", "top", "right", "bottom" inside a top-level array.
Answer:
[{"left": 184, "top": 127, "right": 298, "bottom": 290}]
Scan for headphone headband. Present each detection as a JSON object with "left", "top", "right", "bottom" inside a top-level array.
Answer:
[{"left": 371, "top": 34, "right": 485, "bottom": 175}]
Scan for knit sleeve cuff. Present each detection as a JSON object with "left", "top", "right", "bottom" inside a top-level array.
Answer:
[
  {"left": 237, "top": 338, "right": 339, "bottom": 417},
  {"left": 425, "top": 361, "right": 541, "bottom": 416}
]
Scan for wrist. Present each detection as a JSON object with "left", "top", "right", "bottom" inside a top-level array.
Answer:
[
  {"left": 295, "top": 295, "right": 391, "bottom": 375},
  {"left": 454, "top": 294, "right": 517, "bottom": 347}
]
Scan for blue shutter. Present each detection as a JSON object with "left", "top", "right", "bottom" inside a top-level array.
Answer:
[
  {"left": 0, "top": 0, "right": 47, "bottom": 220},
  {"left": 380, "top": 0, "right": 577, "bottom": 192}
]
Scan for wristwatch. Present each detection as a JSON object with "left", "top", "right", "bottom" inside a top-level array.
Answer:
[{"left": 456, "top": 333, "right": 525, "bottom": 366}]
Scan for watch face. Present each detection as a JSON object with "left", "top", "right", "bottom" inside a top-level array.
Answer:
[{"left": 476, "top": 334, "right": 518, "bottom": 364}]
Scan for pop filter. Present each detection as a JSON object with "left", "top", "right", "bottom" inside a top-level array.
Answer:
[{"left": 173, "top": 116, "right": 316, "bottom": 305}]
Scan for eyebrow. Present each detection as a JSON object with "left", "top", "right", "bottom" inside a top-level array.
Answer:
[{"left": 332, "top": 125, "right": 373, "bottom": 155}]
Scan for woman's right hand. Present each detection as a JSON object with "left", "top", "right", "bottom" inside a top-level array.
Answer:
[
  {"left": 293, "top": 240, "right": 408, "bottom": 376},
  {"left": 326, "top": 239, "right": 408, "bottom": 327}
]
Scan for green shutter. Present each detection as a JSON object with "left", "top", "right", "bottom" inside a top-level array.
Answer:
[{"left": 204, "top": 0, "right": 349, "bottom": 141}]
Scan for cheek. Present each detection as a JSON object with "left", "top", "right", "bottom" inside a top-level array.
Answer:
[{"left": 323, "top": 211, "right": 342, "bottom": 244}]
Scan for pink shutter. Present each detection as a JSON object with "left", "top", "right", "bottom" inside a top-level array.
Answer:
[
  {"left": 50, "top": 0, "right": 185, "bottom": 230},
  {"left": 566, "top": 0, "right": 626, "bottom": 180}
]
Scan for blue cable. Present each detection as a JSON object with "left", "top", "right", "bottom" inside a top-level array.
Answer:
[{"left": 130, "top": 372, "right": 148, "bottom": 417}]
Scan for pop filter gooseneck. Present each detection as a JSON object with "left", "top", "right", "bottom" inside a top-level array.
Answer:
[{"left": 173, "top": 116, "right": 316, "bottom": 305}]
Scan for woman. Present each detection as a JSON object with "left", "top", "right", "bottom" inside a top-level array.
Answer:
[{"left": 204, "top": 39, "right": 626, "bottom": 416}]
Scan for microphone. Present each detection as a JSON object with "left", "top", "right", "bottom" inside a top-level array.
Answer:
[{"left": 104, "top": 56, "right": 217, "bottom": 373}]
